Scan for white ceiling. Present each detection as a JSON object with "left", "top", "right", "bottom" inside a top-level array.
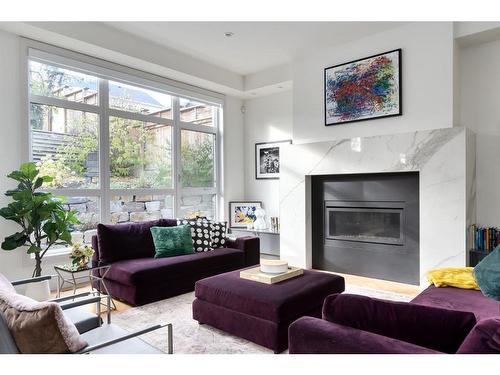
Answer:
[{"left": 105, "top": 22, "right": 407, "bottom": 76}]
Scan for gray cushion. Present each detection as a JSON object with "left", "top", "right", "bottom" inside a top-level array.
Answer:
[
  {"left": 64, "top": 308, "right": 102, "bottom": 334},
  {"left": 0, "top": 312, "right": 19, "bottom": 354},
  {"left": 80, "top": 324, "right": 163, "bottom": 354}
]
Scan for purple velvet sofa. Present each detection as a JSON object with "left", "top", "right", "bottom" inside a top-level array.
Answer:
[
  {"left": 91, "top": 219, "right": 260, "bottom": 306},
  {"left": 289, "top": 286, "right": 500, "bottom": 354}
]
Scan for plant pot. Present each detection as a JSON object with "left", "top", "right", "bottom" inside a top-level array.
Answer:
[{"left": 24, "top": 279, "right": 51, "bottom": 301}]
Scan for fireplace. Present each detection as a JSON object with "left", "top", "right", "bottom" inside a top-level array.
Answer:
[
  {"left": 311, "top": 172, "right": 419, "bottom": 284},
  {"left": 325, "top": 202, "right": 406, "bottom": 245}
]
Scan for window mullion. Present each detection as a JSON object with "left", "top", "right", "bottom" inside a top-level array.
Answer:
[
  {"left": 178, "top": 121, "right": 217, "bottom": 134},
  {"left": 99, "top": 79, "right": 111, "bottom": 224},
  {"left": 108, "top": 108, "right": 174, "bottom": 126},
  {"left": 215, "top": 106, "right": 221, "bottom": 221},
  {"left": 29, "top": 94, "right": 100, "bottom": 114},
  {"left": 173, "top": 97, "right": 181, "bottom": 219}
]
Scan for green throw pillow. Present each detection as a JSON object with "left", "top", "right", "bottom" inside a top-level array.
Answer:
[
  {"left": 473, "top": 245, "right": 500, "bottom": 300},
  {"left": 150, "top": 225, "right": 194, "bottom": 258}
]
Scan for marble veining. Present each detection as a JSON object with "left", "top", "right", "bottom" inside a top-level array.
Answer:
[{"left": 279, "top": 127, "right": 475, "bottom": 285}]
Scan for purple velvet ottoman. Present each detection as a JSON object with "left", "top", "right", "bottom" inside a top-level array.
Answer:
[{"left": 192, "top": 268, "right": 345, "bottom": 353}]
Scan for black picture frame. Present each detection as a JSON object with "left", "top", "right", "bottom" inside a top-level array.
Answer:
[
  {"left": 255, "top": 140, "right": 292, "bottom": 180},
  {"left": 324, "top": 48, "right": 402, "bottom": 126}
]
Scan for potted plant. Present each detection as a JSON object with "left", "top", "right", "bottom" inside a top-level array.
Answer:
[
  {"left": 0, "top": 163, "right": 79, "bottom": 298},
  {"left": 69, "top": 243, "right": 94, "bottom": 270}
]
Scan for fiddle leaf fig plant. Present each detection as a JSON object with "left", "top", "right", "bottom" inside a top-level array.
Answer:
[{"left": 0, "top": 162, "right": 79, "bottom": 277}]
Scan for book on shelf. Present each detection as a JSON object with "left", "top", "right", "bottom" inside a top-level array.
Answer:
[{"left": 468, "top": 224, "right": 500, "bottom": 253}]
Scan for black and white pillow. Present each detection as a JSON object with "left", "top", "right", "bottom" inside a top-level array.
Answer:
[
  {"left": 177, "top": 219, "right": 212, "bottom": 252},
  {"left": 210, "top": 221, "right": 228, "bottom": 249},
  {"left": 176, "top": 219, "right": 228, "bottom": 252}
]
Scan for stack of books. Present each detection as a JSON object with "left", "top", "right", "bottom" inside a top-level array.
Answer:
[{"left": 469, "top": 224, "right": 500, "bottom": 253}]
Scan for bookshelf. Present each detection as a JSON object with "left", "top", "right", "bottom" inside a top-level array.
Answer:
[
  {"left": 468, "top": 224, "right": 499, "bottom": 267},
  {"left": 469, "top": 249, "right": 488, "bottom": 267}
]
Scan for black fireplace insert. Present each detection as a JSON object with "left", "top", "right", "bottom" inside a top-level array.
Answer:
[{"left": 311, "top": 172, "right": 419, "bottom": 284}]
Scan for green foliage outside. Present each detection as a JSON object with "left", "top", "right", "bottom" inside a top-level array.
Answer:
[
  {"left": 181, "top": 135, "right": 215, "bottom": 187},
  {"left": 0, "top": 163, "right": 79, "bottom": 277},
  {"left": 31, "top": 62, "right": 215, "bottom": 191}
]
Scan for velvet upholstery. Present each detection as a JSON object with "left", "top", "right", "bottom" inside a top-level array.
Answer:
[
  {"left": 196, "top": 269, "right": 345, "bottom": 323},
  {"left": 225, "top": 237, "right": 260, "bottom": 266},
  {"left": 96, "top": 219, "right": 177, "bottom": 264},
  {"left": 411, "top": 285, "right": 500, "bottom": 321},
  {"left": 457, "top": 317, "right": 500, "bottom": 354},
  {"left": 91, "top": 221, "right": 260, "bottom": 306},
  {"left": 105, "top": 248, "right": 244, "bottom": 287},
  {"left": 322, "top": 293, "right": 477, "bottom": 353},
  {"left": 289, "top": 285, "right": 500, "bottom": 354},
  {"left": 288, "top": 317, "right": 439, "bottom": 354},
  {"left": 193, "top": 269, "right": 345, "bottom": 353}
]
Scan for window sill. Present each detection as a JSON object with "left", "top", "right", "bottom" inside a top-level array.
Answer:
[{"left": 30, "top": 246, "right": 72, "bottom": 259}]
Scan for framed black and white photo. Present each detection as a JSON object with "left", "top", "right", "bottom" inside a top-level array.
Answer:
[{"left": 255, "top": 140, "right": 292, "bottom": 180}]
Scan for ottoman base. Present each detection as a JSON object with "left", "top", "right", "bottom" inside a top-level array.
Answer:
[{"left": 193, "top": 298, "right": 321, "bottom": 353}]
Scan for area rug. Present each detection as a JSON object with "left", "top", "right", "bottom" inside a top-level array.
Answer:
[{"left": 111, "top": 284, "right": 413, "bottom": 354}]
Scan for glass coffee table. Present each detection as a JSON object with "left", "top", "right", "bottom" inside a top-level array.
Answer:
[{"left": 54, "top": 264, "right": 117, "bottom": 311}]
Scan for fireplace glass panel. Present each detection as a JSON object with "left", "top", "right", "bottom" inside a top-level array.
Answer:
[{"left": 327, "top": 207, "right": 403, "bottom": 245}]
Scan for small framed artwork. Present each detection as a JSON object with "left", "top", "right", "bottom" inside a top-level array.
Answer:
[
  {"left": 229, "top": 201, "right": 262, "bottom": 228},
  {"left": 324, "top": 49, "right": 402, "bottom": 126},
  {"left": 255, "top": 140, "right": 292, "bottom": 180}
]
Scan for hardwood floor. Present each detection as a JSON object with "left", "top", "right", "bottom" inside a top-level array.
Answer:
[
  {"left": 318, "top": 270, "right": 422, "bottom": 297},
  {"left": 53, "top": 284, "right": 132, "bottom": 315}
]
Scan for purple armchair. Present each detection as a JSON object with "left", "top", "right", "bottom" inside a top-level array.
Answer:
[{"left": 289, "top": 293, "right": 500, "bottom": 354}]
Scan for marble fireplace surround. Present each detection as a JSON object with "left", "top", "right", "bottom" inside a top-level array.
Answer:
[{"left": 279, "top": 127, "right": 476, "bottom": 286}]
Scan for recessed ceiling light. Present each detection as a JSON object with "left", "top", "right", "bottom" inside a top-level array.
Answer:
[{"left": 224, "top": 31, "right": 234, "bottom": 38}]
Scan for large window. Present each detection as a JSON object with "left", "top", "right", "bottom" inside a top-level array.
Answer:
[{"left": 28, "top": 50, "right": 221, "bottom": 247}]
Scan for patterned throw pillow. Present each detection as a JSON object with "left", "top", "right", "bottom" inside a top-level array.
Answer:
[
  {"left": 177, "top": 219, "right": 228, "bottom": 252},
  {"left": 177, "top": 219, "right": 212, "bottom": 252},
  {"left": 210, "top": 221, "right": 228, "bottom": 249}
]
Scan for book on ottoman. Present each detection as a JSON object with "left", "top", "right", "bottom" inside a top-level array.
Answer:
[{"left": 240, "top": 265, "right": 303, "bottom": 284}]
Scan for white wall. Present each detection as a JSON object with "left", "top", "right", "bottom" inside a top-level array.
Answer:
[
  {"left": 460, "top": 39, "right": 500, "bottom": 227},
  {"left": 292, "top": 22, "right": 456, "bottom": 143},
  {"left": 222, "top": 96, "right": 245, "bottom": 221},
  {"left": 0, "top": 30, "right": 36, "bottom": 280},
  {"left": 0, "top": 29, "right": 246, "bottom": 281},
  {"left": 243, "top": 91, "right": 293, "bottom": 218}
]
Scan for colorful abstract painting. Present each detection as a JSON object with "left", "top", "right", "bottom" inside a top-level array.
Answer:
[
  {"left": 229, "top": 201, "right": 262, "bottom": 228},
  {"left": 324, "top": 49, "right": 401, "bottom": 125}
]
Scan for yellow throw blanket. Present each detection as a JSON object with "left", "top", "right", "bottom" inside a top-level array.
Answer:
[{"left": 426, "top": 267, "right": 480, "bottom": 290}]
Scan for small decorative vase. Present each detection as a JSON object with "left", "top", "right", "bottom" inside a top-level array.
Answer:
[
  {"left": 76, "top": 257, "right": 89, "bottom": 269},
  {"left": 253, "top": 208, "right": 267, "bottom": 230}
]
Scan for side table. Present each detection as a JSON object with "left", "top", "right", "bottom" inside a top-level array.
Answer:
[
  {"left": 54, "top": 264, "right": 117, "bottom": 311},
  {"left": 228, "top": 228, "right": 280, "bottom": 257}
]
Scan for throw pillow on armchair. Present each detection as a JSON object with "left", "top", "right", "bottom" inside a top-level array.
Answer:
[{"left": 473, "top": 245, "right": 500, "bottom": 300}]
